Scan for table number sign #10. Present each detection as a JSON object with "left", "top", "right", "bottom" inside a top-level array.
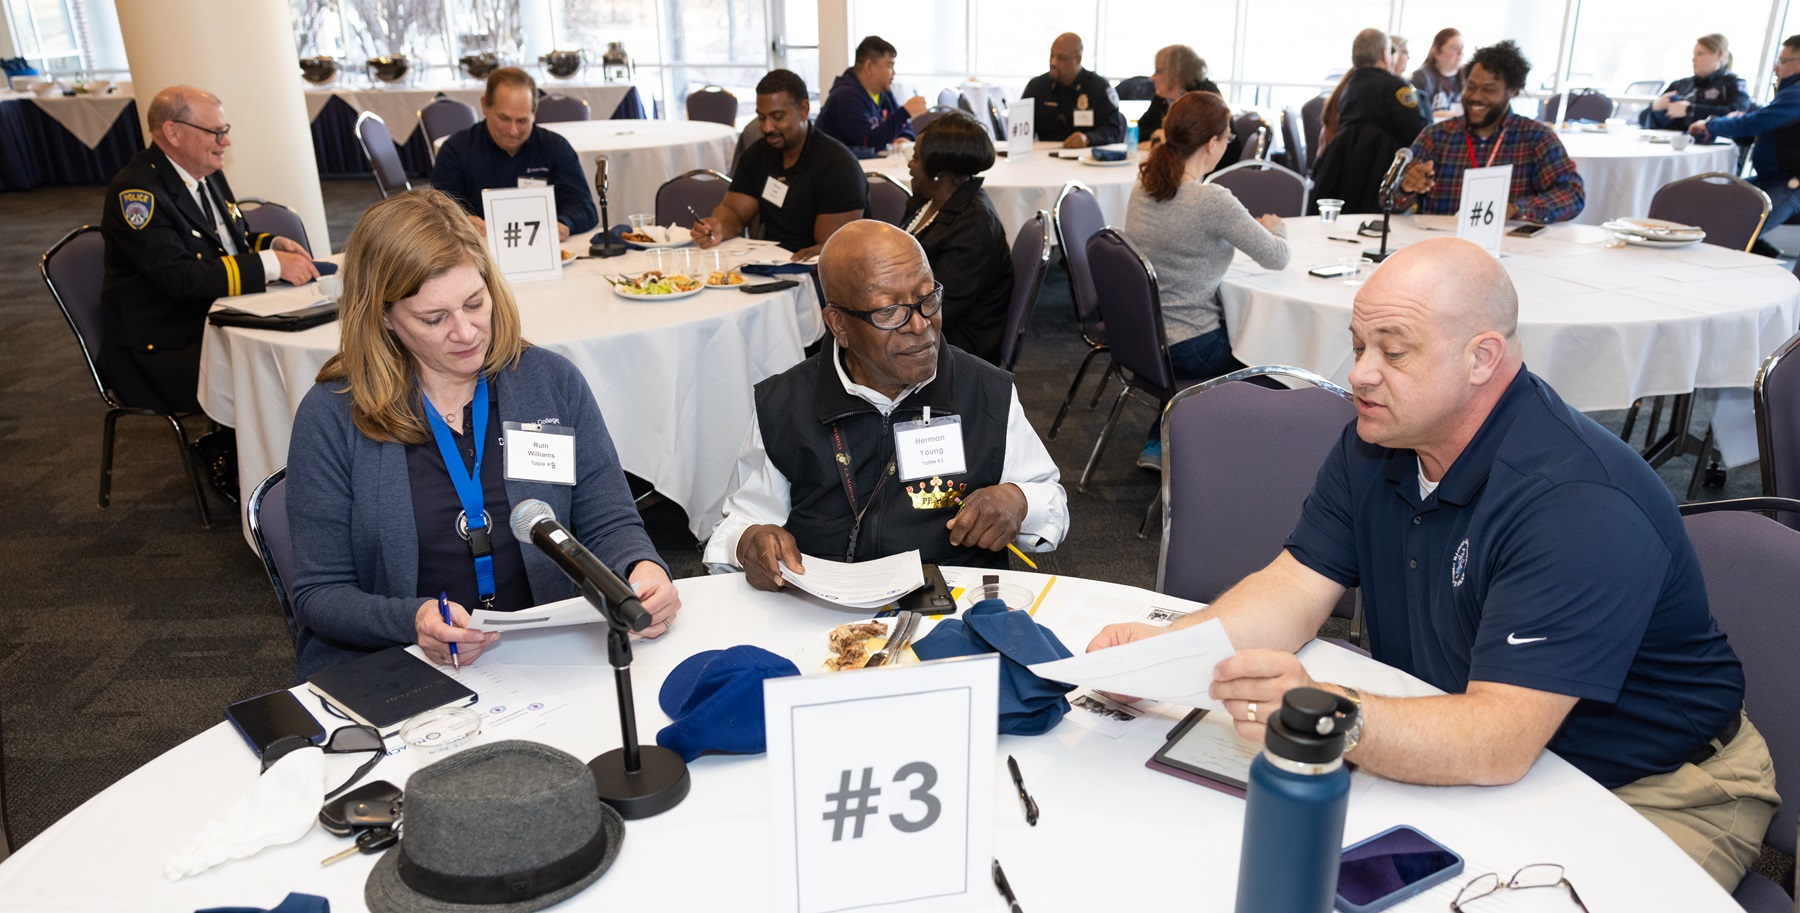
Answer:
[
  {"left": 766, "top": 654, "right": 999, "bottom": 913},
  {"left": 1455, "top": 164, "right": 1512, "bottom": 257},
  {"left": 1008, "top": 100, "right": 1035, "bottom": 161},
  {"left": 482, "top": 184, "right": 564, "bottom": 283}
]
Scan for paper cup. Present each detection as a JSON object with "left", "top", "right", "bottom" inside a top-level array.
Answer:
[
  {"left": 1317, "top": 199, "right": 1344, "bottom": 224},
  {"left": 1340, "top": 256, "right": 1375, "bottom": 286},
  {"left": 317, "top": 274, "right": 344, "bottom": 300}
]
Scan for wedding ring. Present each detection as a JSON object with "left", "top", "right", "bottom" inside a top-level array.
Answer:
[{"left": 1246, "top": 701, "right": 1258, "bottom": 723}]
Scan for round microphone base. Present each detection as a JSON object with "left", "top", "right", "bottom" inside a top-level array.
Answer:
[{"left": 590, "top": 746, "right": 690, "bottom": 819}]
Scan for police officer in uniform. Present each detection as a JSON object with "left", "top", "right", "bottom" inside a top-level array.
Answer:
[
  {"left": 1640, "top": 34, "right": 1752, "bottom": 132},
  {"left": 1312, "top": 28, "right": 1430, "bottom": 214},
  {"left": 1691, "top": 34, "right": 1800, "bottom": 251},
  {"left": 101, "top": 85, "right": 317, "bottom": 417},
  {"left": 1022, "top": 32, "right": 1125, "bottom": 149}
]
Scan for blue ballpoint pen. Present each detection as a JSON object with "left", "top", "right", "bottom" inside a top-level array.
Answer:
[{"left": 438, "top": 591, "right": 460, "bottom": 672}]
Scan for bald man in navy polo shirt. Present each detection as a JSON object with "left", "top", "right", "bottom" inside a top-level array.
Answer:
[{"left": 1091, "top": 237, "right": 1776, "bottom": 891}]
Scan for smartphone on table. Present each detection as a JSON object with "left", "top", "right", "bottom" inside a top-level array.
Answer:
[{"left": 1336, "top": 824, "right": 1465, "bottom": 913}]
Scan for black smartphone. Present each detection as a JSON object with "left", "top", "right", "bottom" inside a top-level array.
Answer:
[
  {"left": 740, "top": 279, "right": 800, "bottom": 293},
  {"left": 318, "top": 780, "right": 404, "bottom": 836},
  {"left": 1308, "top": 264, "right": 1356, "bottom": 278},
  {"left": 1336, "top": 825, "right": 1466, "bottom": 913},
  {"left": 1507, "top": 223, "right": 1548, "bottom": 238},
  {"left": 895, "top": 563, "right": 955, "bottom": 615},
  {"left": 225, "top": 690, "right": 324, "bottom": 759}
]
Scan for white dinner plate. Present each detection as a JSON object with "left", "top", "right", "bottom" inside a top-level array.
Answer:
[
  {"left": 625, "top": 225, "right": 695, "bottom": 249},
  {"left": 1622, "top": 234, "right": 1703, "bottom": 249},
  {"left": 633, "top": 236, "right": 695, "bottom": 250},
  {"left": 610, "top": 283, "right": 705, "bottom": 301},
  {"left": 704, "top": 272, "right": 751, "bottom": 289},
  {"left": 795, "top": 616, "right": 941, "bottom": 674}
]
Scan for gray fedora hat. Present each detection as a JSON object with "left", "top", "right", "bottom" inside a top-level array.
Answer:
[{"left": 366, "top": 740, "right": 625, "bottom": 913}]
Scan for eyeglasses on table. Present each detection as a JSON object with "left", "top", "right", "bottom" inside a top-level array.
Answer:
[{"left": 1451, "top": 863, "right": 1589, "bottom": 912}]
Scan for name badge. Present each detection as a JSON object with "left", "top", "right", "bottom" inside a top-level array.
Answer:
[
  {"left": 1073, "top": 109, "right": 1095, "bottom": 128},
  {"left": 894, "top": 414, "right": 965, "bottom": 483},
  {"left": 503, "top": 421, "right": 576, "bottom": 485},
  {"left": 763, "top": 176, "right": 790, "bottom": 208},
  {"left": 517, "top": 177, "right": 548, "bottom": 188}
]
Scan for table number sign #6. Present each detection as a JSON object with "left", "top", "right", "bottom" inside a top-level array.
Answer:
[
  {"left": 766, "top": 654, "right": 1000, "bottom": 913},
  {"left": 482, "top": 184, "right": 564, "bottom": 283},
  {"left": 1454, "top": 164, "right": 1512, "bottom": 257}
]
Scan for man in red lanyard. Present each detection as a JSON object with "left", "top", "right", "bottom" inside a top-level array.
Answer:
[{"left": 1394, "top": 41, "right": 1585, "bottom": 224}]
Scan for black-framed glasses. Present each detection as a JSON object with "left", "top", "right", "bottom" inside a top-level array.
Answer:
[
  {"left": 261, "top": 724, "right": 386, "bottom": 799},
  {"left": 830, "top": 282, "right": 944, "bottom": 330},
  {"left": 174, "top": 119, "right": 231, "bottom": 143},
  {"left": 1451, "top": 864, "right": 1589, "bottom": 912}
]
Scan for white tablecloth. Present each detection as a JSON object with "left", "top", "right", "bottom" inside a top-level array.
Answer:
[
  {"left": 198, "top": 238, "right": 822, "bottom": 544},
  {"left": 862, "top": 141, "right": 1138, "bottom": 243},
  {"left": 1223, "top": 217, "right": 1800, "bottom": 434},
  {"left": 1558, "top": 129, "right": 1741, "bottom": 226},
  {"left": 304, "top": 83, "right": 638, "bottom": 144},
  {"left": 23, "top": 91, "right": 135, "bottom": 148},
  {"left": 0, "top": 569, "right": 1737, "bottom": 911},
  {"left": 539, "top": 120, "right": 739, "bottom": 229}
]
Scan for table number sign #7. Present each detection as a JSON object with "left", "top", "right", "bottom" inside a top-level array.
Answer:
[
  {"left": 482, "top": 184, "right": 564, "bottom": 283},
  {"left": 766, "top": 654, "right": 999, "bottom": 913}
]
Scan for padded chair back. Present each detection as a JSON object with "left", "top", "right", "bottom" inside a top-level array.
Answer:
[
  {"left": 987, "top": 97, "right": 1007, "bottom": 141},
  {"left": 1053, "top": 181, "right": 1105, "bottom": 324},
  {"left": 1115, "top": 76, "right": 1156, "bottom": 101},
  {"left": 1232, "top": 112, "right": 1271, "bottom": 161},
  {"left": 1300, "top": 95, "right": 1326, "bottom": 168},
  {"left": 355, "top": 111, "right": 410, "bottom": 198},
  {"left": 248, "top": 468, "right": 299, "bottom": 640},
  {"left": 937, "top": 87, "right": 961, "bottom": 108},
  {"left": 1281, "top": 106, "right": 1308, "bottom": 178},
  {"left": 999, "top": 210, "right": 1053, "bottom": 371},
  {"left": 1159, "top": 367, "right": 1357, "bottom": 623},
  {"left": 239, "top": 198, "right": 312, "bottom": 256},
  {"left": 1541, "top": 90, "right": 1613, "bottom": 123},
  {"left": 655, "top": 169, "right": 731, "bottom": 228},
  {"left": 912, "top": 106, "right": 958, "bottom": 135},
  {"left": 1756, "top": 329, "right": 1800, "bottom": 507},
  {"left": 1206, "top": 160, "right": 1309, "bottom": 217},
  {"left": 418, "top": 97, "right": 477, "bottom": 161},
  {"left": 731, "top": 119, "right": 761, "bottom": 173},
  {"left": 536, "top": 93, "right": 590, "bottom": 123},
  {"left": 1680, "top": 499, "right": 1800, "bottom": 856},
  {"left": 1649, "top": 172, "right": 1772, "bottom": 252},
  {"left": 865, "top": 172, "right": 911, "bottom": 227},
  {"left": 41, "top": 225, "right": 110, "bottom": 401},
  {"left": 687, "top": 86, "right": 738, "bottom": 126},
  {"left": 1086, "top": 228, "right": 1173, "bottom": 396}
]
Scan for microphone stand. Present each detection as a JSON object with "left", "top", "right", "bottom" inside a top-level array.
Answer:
[
  {"left": 589, "top": 153, "right": 626, "bottom": 258},
  {"left": 1367, "top": 164, "right": 1405, "bottom": 263},
  {"left": 575, "top": 579, "right": 689, "bottom": 819}
]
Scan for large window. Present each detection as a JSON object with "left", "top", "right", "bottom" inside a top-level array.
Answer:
[
  {"left": 1096, "top": 0, "right": 1237, "bottom": 87},
  {"left": 1568, "top": 3, "right": 1778, "bottom": 96},
  {"left": 9, "top": 0, "right": 82, "bottom": 65},
  {"left": 851, "top": 0, "right": 968, "bottom": 99},
  {"left": 1397, "top": 0, "right": 1566, "bottom": 90}
]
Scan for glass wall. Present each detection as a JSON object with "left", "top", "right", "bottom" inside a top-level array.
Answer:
[
  {"left": 1567, "top": 3, "right": 1777, "bottom": 96},
  {"left": 1096, "top": 0, "right": 1237, "bottom": 88}
]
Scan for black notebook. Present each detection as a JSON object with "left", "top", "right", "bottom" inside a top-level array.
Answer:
[
  {"left": 305, "top": 646, "right": 477, "bottom": 736},
  {"left": 207, "top": 300, "right": 339, "bottom": 332}
]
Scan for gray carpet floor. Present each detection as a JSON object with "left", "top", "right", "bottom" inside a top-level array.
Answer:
[{"left": 0, "top": 178, "right": 1773, "bottom": 859}]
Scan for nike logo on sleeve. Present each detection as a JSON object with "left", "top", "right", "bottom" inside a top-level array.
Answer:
[{"left": 1507, "top": 633, "right": 1549, "bottom": 645}]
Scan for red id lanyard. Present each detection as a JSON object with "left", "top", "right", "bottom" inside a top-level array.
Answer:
[{"left": 1464, "top": 123, "right": 1507, "bottom": 169}]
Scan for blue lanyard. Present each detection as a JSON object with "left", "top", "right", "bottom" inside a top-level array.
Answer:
[{"left": 421, "top": 375, "right": 494, "bottom": 606}]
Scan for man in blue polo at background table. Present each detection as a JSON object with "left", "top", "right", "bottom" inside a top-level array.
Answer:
[
  {"left": 432, "top": 67, "right": 597, "bottom": 241},
  {"left": 1089, "top": 236, "right": 1776, "bottom": 892},
  {"left": 815, "top": 35, "right": 927, "bottom": 158},
  {"left": 1690, "top": 34, "right": 1800, "bottom": 257}
]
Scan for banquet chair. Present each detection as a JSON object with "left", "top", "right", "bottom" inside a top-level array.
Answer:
[
  {"left": 417, "top": 97, "right": 476, "bottom": 164},
  {"left": 999, "top": 210, "right": 1054, "bottom": 372},
  {"left": 865, "top": 172, "right": 911, "bottom": 227},
  {"left": 655, "top": 169, "right": 732, "bottom": 229},
  {"left": 1232, "top": 112, "right": 1271, "bottom": 161},
  {"left": 988, "top": 97, "right": 1008, "bottom": 141},
  {"left": 1206, "top": 160, "right": 1309, "bottom": 218},
  {"left": 1649, "top": 172, "right": 1771, "bottom": 253},
  {"left": 937, "top": 87, "right": 961, "bottom": 109},
  {"left": 1048, "top": 181, "right": 1111, "bottom": 440},
  {"left": 1156, "top": 367, "right": 1361, "bottom": 643},
  {"left": 1280, "top": 106, "right": 1309, "bottom": 179},
  {"left": 536, "top": 93, "right": 590, "bottom": 123},
  {"left": 686, "top": 86, "right": 738, "bottom": 126},
  {"left": 1678, "top": 496, "right": 1800, "bottom": 909},
  {"left": 247, "top": 467, "right": 298, "bottom": 641},
  {"left": 1540, "top": 90, "right": 1613, "bottom": 123},
  {"left": 238, "top": 198, "right": 312, "bottom": 257},
  {"left": 40, "top": 226, "right": 212, "bottom": 527},
  {"left": 1617, "top": 79, "right": 1665, "bottom": 122},
  {"left": 354, "top": 112, "right": 411, "bottom": 199},
  {"left": 1115, "top": 76, "right": 1156, "bottom": 101},
  {"left": 1300, "top": 95, "right": 1326, "bottom": 169},
  {"left": 911, "top": 105, "right": 958, "bottom": 135},
  {"left": 1077, "top": 228, "right": 1173, "bottom": 490},
  {"left": 1756, "top": 329, "right": 1800, "bottom": 516},
  {"left": 730, "top": 120, "right": 760, "bottom": 173}
]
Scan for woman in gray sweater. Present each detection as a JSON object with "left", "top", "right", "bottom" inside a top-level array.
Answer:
[
  {"left": 1124, "top": 90, "right": 1289, "bottom": 467},
  {"left": 285, "top": 190, "right": 679, "bottom": 679}
]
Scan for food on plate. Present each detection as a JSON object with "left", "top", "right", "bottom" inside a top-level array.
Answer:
[
  {"left": 707, "top": 270, "right": 746, "bottom": 286},
  {"left": 613, "top": 270, "right": 702, "bottom": 295},
  {"left": 825, "top": 622, "right": 890, "bottom": 671},
  {"left": 560, "top": 248, "right": 574, "bottom": 261},
  {"left": 622, "top": 230, "right": 658, "bottom": 243}
]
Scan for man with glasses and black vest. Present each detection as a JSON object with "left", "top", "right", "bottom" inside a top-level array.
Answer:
[{"left": 703, "top": 221, "right": 1067, "bottom": 588}]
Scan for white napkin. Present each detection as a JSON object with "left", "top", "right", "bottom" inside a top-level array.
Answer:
[{"left": 163, "top": 747, "right": 326, "bottom": 880}]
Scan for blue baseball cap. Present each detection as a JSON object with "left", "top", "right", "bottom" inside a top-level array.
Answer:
[{"left": 655, "top": 645, "right": 800, "bottom": 762}]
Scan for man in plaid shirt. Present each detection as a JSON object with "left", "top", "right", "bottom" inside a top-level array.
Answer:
[{"left": 1394, "top": 40, "right": 1585, "bottom": 224}]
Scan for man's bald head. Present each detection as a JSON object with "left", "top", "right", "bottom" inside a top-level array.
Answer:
[
  {"left": 818, "top": 220, "right": 942, "bottom": 398},
  {"left": 1054, "top": 33, "right": 1085, "bottom": 57},
  {"left": 147, "top": 85, "right": 230, "bottom": 178},
  {"left": 1049, "top": 33, "right": 1085, "bottom": 85},
  {"left": 1358, "top": 237, "right": 1519, "bottom": 352},
  {"left": 146, "top": 86, "right": 219, "bottom": 134},
  {"left": 819, "top": 220, "right": 930, "bottom": 308}
]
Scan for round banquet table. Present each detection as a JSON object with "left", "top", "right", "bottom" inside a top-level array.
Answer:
[
  {"left": 1221, "top": 215, "right": 1800, "bottom": 415},
  {"left": 0, "top": 568, "right": 1739, "bottom": 911},
  {"left": 198, "top": 236, "right": 822, "bottom": 544},
  {"left": 861, "top": 141, "right": 1138, "bottom": 243},
  {"left": 539, "top": 120, "right": 739, "bottom": 228},
  {"left": 1555, "top": 128, "right": 1740, "bottom": 226}
]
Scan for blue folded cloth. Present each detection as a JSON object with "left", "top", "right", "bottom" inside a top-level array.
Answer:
[
  {"left": 198, "top": 893, "right": 330, "bottom": 913},
  {"left": 740, "top": 261, "right": 817, "bottom": 276},
  {"left": 912, "top": 599, "right": 1077, "bottom": 735},
  {"left": 655, "top": 645, "right": 800, "bottom": 762},
  {"left": 313, "top": 260, "right": 337, "bottom": 275},
  {"left": 1090, "top": 145, "right": 1128, "bottom": 162}
]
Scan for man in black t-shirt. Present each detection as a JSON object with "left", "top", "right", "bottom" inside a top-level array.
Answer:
[{"left": 691, "top": 69, "right": 867, "bottom": 259}]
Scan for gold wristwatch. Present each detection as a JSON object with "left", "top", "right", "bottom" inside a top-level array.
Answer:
[{"left": 1339, "top": 685, "right": 1364, "bottom": 753}]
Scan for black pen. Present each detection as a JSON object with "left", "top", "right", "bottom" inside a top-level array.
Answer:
[
  {"left": 1326, "top": 236, "right": 1364, "bottom": 244},
  {"left": 993, "top": 858, "right": 1024, "bottom": 913},
  {"left": 1007, "top": 754, "right": 1038, "bottom": 826}
]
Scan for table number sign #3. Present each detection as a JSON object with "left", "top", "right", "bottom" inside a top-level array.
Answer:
[
  {"left": 766, "top": 654, "right": 999, "bottom": 913},
  {"left": 481, "top": 184, "right": 563, "bottom": 283}
]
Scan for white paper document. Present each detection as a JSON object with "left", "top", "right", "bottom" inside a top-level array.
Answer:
[
  {"left": 466, "top": 595, "right": 604, "bottom": 632},
  {"left": 779, "top": 550, "right": 924, "bottom": 609},
  {"left": 1028, "top": 618, "right": 1235, "bottom": 709}
]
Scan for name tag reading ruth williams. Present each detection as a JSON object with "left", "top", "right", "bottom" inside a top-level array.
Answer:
[
  {"left": 503, "top": 422, "right": 576, "bottom": 485},
  {"left": 893, "top": 413, "right": 966, "bottom": 483}
]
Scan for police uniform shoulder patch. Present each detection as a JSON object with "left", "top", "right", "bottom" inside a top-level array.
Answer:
[
  {"left": 119, "top": 189, "right": 154, "bottom": 230},
  {"left": 1396, "top": 86, "right": 1419, "bottom": 109}
]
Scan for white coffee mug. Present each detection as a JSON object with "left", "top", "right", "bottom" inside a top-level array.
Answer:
[{"left": 1669, "top": 133, "right": 1692, "bottom": 151}]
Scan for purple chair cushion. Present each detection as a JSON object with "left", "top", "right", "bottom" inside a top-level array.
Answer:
[
  {"left": 1085, "top": 229, "right": 1171, "bottom": 394},
  {"left": 1056, "top": 184, "right": 1105, "bottom": 323},
  {"left": 655, "top": 172, "right": 730, "bottom": 228},
  {"left": 1211, "top": 165, "right": 1307, "bottom": 218},
  {"left": 999, "top": 211, "right": 1051, "bottom": 370},
  {"left": 1731, "top": 871, "right": 1791, "bottom": 912},
  {"left": 1650, "top": 175, "right": 1769, "bottom": 252}
]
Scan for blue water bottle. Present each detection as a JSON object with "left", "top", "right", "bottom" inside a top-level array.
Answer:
[
  {"left": 1233, "top": 687, "right": 1358, "bottom": 913},
  {"left": 1126, "top": 121, "right": 1139, "bottom": 160}
]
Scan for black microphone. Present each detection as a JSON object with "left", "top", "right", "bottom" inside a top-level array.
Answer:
[
  {"left": 510, "top": 499, "right": 652, "bottom": 631},
  {"left": 1379, "top": 147, "right": 1414, "bottom": 199}
]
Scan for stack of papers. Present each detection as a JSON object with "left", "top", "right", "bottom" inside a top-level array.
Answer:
[
  {"left": 1028, "top": 619, "right": 1236, "bottom": 710},
  {"left": 779, "top": 550, "right": 924, "bottom": 609}
]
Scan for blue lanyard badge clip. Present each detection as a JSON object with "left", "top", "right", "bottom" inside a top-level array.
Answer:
[{"left": 422, "top": 375, "right": 496, "bottom": 608}]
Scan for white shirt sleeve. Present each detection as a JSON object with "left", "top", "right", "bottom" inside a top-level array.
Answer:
[
  {"left": 258, "top": 249, "right": 281, "bottom": 286},
  {"left": 701, "top": 405, "right": 793, "bottom": 572},
  {"left": 1001, "top": 387, "right": 1068, "bottom": 551}
]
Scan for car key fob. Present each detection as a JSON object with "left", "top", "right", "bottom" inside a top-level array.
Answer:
[{"left": 344, "top": 799, "right": 401, "bottom": 828}]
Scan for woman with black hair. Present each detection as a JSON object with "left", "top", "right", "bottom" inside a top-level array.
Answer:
[{"left": 902, "top": 111, "right": 1014, "bottom": 364}]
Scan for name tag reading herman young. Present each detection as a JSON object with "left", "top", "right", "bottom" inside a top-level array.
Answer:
[
  {"left": 503, "top": 421, "right": 576, "bottom": 485},
  {"left": 762, "top": 176, "right": 790, "bottom": 208},
  {"left": 765, "top": 654, "right": 998, "bottom": 913},
  {"left": 1455, "top": 163, "right": 1512, "bottom": 257},
  {"left": 894, "top": 414, "right": 966, "bottom": 483},
  {"left": 482, "top": 185, "right": 563, "bottom": 283}
]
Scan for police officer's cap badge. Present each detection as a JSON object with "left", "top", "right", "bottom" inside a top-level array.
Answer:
[{"left": 119, "top": 190, "right": 154, "bottom": 230}]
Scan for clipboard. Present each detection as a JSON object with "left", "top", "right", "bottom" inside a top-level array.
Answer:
[{"left": 208, "top": 299, "right": 339, "bottom": 332}]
